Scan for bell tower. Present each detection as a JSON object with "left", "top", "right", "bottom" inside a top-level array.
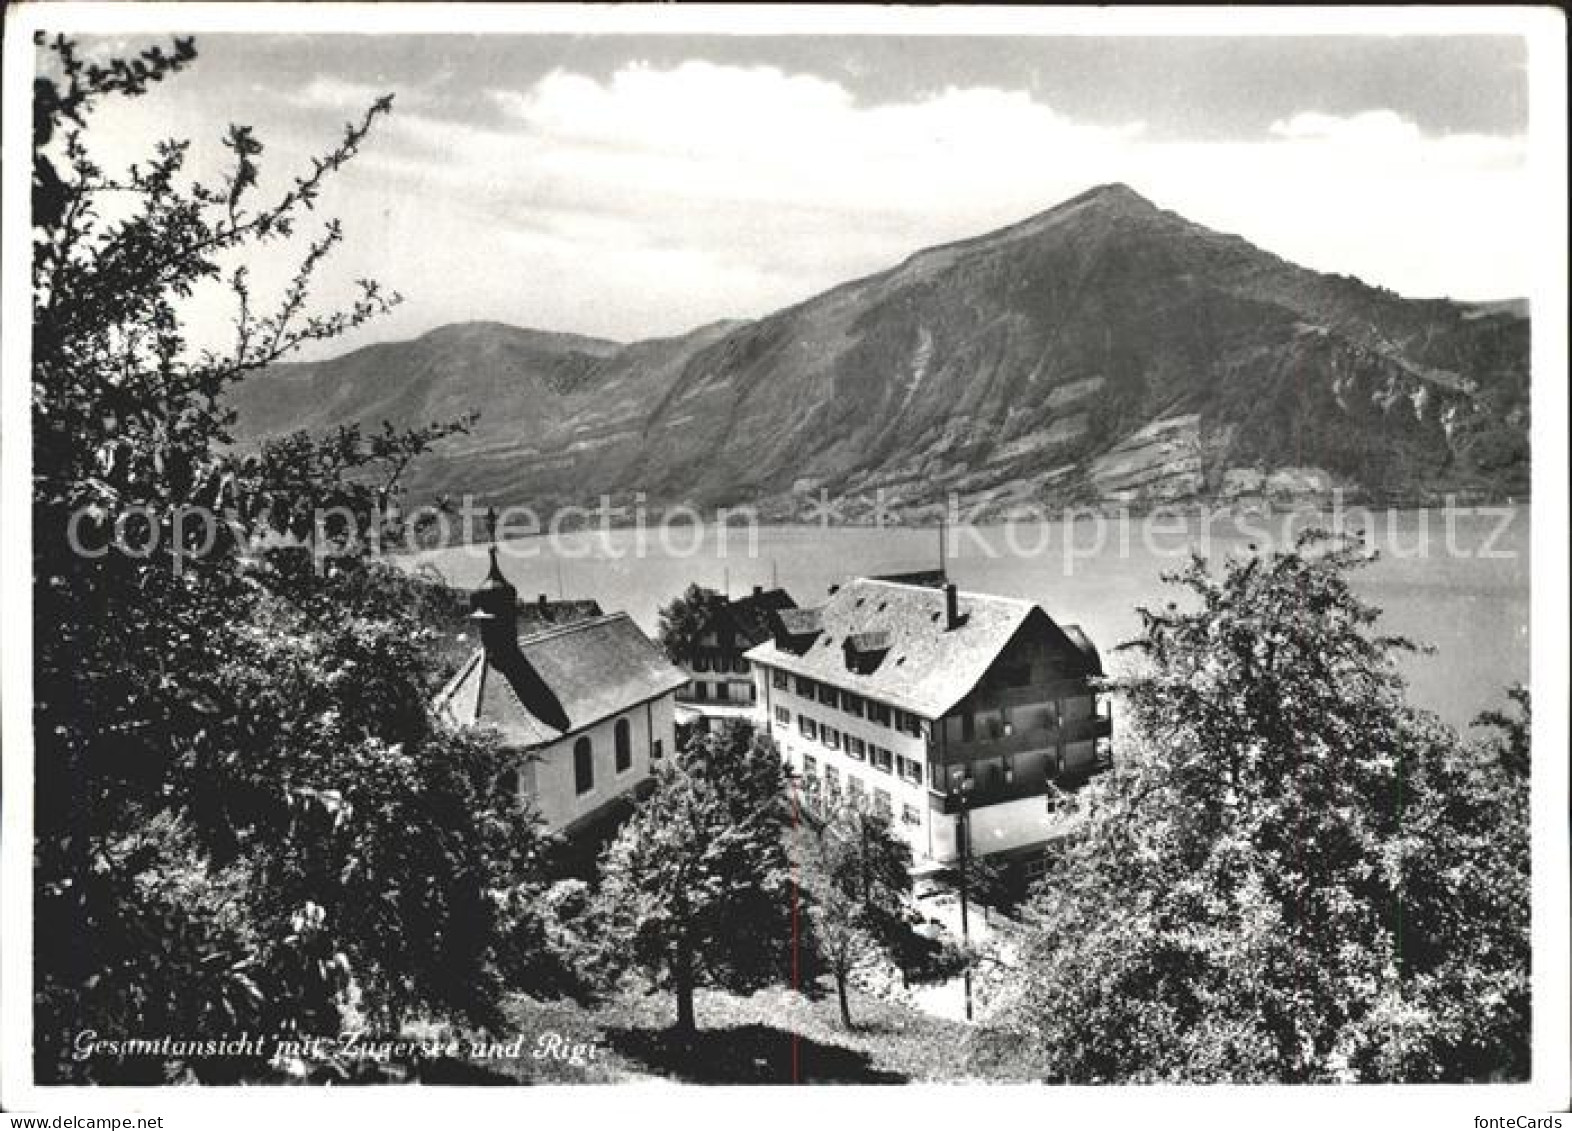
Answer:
[{"left": 470, "top": 514, "right": 517, "bottom": 656}]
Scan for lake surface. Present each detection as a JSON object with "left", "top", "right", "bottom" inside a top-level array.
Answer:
[{"left": 408, "top": 507, "right": 1530, "bottom": 732}]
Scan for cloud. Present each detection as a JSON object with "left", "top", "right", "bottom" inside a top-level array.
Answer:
[
  {"left": 357, "top": 61, "right": 1153, "bottom": 299},
  {"left": 286, "top": 74, "right": 447, "bottom": 116},
  {"left": 1269, "top": 108, "right": 1423, "bottom": 145},
  {"left": 90, "top": 58, "right": 1533, "bottom": 353},
  {"left": 345, "top": 63, "right": 1526, "bottom": 328}
]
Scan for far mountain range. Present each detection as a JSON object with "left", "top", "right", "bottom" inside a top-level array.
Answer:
[{"left": 229, "top": 184, "right": 1531, "bottom": 520}]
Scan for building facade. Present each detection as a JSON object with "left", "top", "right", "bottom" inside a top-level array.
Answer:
[
  {"left": 672, "top": 585, "right": 797, "bottom": 722},
  {"left": 746, "top": 578, "right": 1111, "bottom": 873},
  {"left": 435, "top": 551, "right": 687, "bottom": 837}
]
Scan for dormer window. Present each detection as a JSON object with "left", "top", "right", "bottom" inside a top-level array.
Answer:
[{"left": 842, "top": 631, "right": 891, "bottom": 675}]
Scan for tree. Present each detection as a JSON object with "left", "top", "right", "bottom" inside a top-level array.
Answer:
[
  {"left": 1339, "top": 685, "right": 1530, "bottom": 1081},
  {"left": 795, "top": 800, "right": 912, "bottom": 1028},
  {"left": 655, "top": 583, "right": 721, "bottom": 663},
  {"left": 991, "top": 533, "right": 1530, "bottom": 1083},
  {"left": 593, "top": 723, "right": 793, "bottom": 1036},
  {"left": 30, "top": 35, "right": 544, "bottom": 1081}
]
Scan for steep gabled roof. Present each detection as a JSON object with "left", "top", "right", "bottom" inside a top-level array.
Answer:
[
  {"left": 435, "top": 613, "right": 687, "bottom": 747},
  {"left": 1060, "top": 624, "right": 1105, "bottom": 677},
  {"left": 432, "top": 590, "right": 604, "bottom": 673},
  {"left": 718, "top": 587, "right": 799, "bottom": 645},
  {"left": 746, "top": 578, "right": 1095, "bottom": 719},
  {"left": 517, "top": 597, "right": 604, "bottom": 638}
]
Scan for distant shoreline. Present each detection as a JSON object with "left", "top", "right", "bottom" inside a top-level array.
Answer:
[{"left": 403, "top": 496, "right": 1531, "bottom": 553}]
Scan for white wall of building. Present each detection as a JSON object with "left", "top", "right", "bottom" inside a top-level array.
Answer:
[
  {"left": 755, "top": 663, "right": 1091, "bottom": 866},
  {"left": 755, "top": 665, "right": 937, "bottom": 857},
  {"left": 514, "top": 693, "right": 675, "bottom": 833},
  {"left": 926, "top": 793, "right": 1062, "bottom": 863}
]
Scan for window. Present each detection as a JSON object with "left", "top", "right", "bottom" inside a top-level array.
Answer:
[
  {"left": 870, "top": 745, "right": 893, "bottom": 773},
  {"left": 715, "top": 683, "right": 730, "bottom": 702},
  {"left": 901, "top": 803, "right": 921, "bottom": 827},
  {"left": 846, "top": 736, "right": 866, "bottom": 760},
  {"left": 652, "top": 738, "right": 664, "bottom": 760},
  {"left": 868, "top": 701, "right": 892, "bottom": 727},
  {"left": 495, "top": 766, "right": 522, "bottom": 803},
  {"left": 693, "top": 682, "right": 708, "bottom": 702},
  {"left": 734, "top": 658, "right": 749, "bottom": 674},
  {"left": 848, "top": 777, "right": 866, "bottom": 808},
  {"left": 822, "top": 726, "right": 840, "bottom": 751},
  {"left": 804, "top": 753, "right": 817, "bottom": 775},
  {"left": 873, "top": 788, "right": 892, "bottom": 819},
  {"left": 796, "top": 676, "right": 816, "bottom": 697},
  {"left": 842, "top": 693, "right": 865, "bottom": 718},
  {"left": 694, "top": 655, "right": 710, "bottom": 673},
  {"left": 772, "top": 668, "right": 789, "bottom": 690},
  {"left": 799, "top": 715, "right": 818, "bottom": 741},
  {"left": 574, "top": 737, "right": 594, "bottom": 795},
  {"left": 615, "top": 719, "right": 632, "bottom": 773},
  {"left": 824, "top": 766, "right": 840, "bottom": 796},
  {"left": 961, "top": 711, "right": 976, "bottom": 741},
  {"left": 818, "top": 684, "right": 838, "bottom": 707},
  {"left": 775, "top": 706, "right": 791, "bottom": 726}
]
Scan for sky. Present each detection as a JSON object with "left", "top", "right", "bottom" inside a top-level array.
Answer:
[{"left": 64, "top": 32, "right": 1533, "bottom": 356}]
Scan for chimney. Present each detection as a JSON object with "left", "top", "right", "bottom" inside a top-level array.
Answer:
[
  {"left": 538, "top": 593, "right": 549, "bottom": 607},
  {"left": 753, "top": 584, "right": 764, "bottom": 598},
  {"left": 828, "top": 583, "right": 840, "bottom": 596},
  {"left": 469, "top": 548, "right": 518, "bottom": 657},
  {"left": 945, "top": 582, "right": 960, "bottom": 630}
]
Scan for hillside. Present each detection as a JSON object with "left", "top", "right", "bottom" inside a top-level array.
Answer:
[{"left": 228, "top": 184, "right": 1531, "bottom": 518}]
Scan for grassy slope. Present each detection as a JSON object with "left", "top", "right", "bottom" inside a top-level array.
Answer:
[{"left": 465, "top": 978, "right": 1032, "bottom": 1085}]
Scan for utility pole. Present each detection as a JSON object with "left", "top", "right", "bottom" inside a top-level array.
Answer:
[{"left": 957, "top": 773, "right": 974, "bottom": 1022}]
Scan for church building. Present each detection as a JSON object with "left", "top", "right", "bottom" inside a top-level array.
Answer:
[{"left": 435, "top": 550, "right": 688, "bottom": 837}]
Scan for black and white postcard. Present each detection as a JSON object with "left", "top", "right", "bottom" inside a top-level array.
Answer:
[{"left": 2, "top": 4, "right": 1567, "bottom": 1127}]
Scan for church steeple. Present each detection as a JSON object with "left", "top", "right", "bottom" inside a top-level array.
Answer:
[{"left": 470, "top": 534, "right": 518, "bottom": 657}]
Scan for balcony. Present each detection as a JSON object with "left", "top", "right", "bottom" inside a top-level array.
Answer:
[
  {"left": 938, "top": 712, "right": 1111, "bottom": 765},
  {"left": 928, "top": 746, "right": 1112, "bottom": 814}
]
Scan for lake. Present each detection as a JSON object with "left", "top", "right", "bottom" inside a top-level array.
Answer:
[{"left": 408, "top": 506, "right": 1530, "bottom": 732}]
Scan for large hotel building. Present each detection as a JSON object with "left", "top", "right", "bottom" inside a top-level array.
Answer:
[{"left": 746, "top": 577, "right": 1111, "bottom": 873}]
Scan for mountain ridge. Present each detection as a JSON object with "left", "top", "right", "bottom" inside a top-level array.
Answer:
[{"left": 229, "top": 184, "right": 1530, "bottom": 519}]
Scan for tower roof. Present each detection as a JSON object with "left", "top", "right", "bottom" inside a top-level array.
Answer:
[
  {"left": 434, "top": 613, "right": 688, "bottom": 747},
  {"left": 474, "top": 546, "right": 516, "bottom": 595}
]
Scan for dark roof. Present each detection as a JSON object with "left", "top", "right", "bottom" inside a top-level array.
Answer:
[
  {"left": 1060, "top": 624, "right": 1104, "bottom": 677},
  {"left": 475, "top": 548, "right": 516, "bottom": 596},
  {"left": 746, "top": 578, "right": 1097, "bottom": 719},
  {"left": 432, "top": 593, "right": 603, "bottom": 673},
  {"left": 435, "top": 614, "right": 687, "bottom": 747},
  {"left": 517, "top": 597, "right": 604, "bottom": 638},
  {"left": 720, "top": 587, "right": 799, "bottom": 645}
]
